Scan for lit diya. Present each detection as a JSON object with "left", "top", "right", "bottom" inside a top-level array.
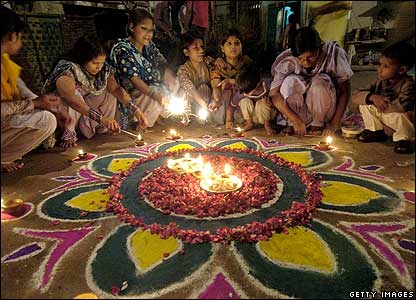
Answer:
[
  {"left": 199, "top": 163, "right": 243, "bottom": 193},
  {"left": 318, "top": 136, "right": 333, "bottom": 150},
  {"left": 1, "top": 198, "right": 24, "bottom": 215},
  {"left": 134, "top": 134, "right": 145, "bottom": 146},
  {"left": 231, "top": 126, "right": 244, "bottom": 137},
  {"left": 167, "top": 153, "right": 203, "bottom": 174},
  {"left": 77, "top": 149, "right": 88, "bottom": 158},
  {"left": 167, "top": 129, "right": 182, "bottom": 140}
]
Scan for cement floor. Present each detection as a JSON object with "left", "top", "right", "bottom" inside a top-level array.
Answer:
[{"left": 1, "top": 70, "right": 415, "bottom": 299}]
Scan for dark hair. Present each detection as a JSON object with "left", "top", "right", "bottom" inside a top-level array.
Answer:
[
  {"left": 236, "top": 65, "right": 260, "bottom": 94},
  {"left": 181, "top": 32, "right": 204, "bottom": 51},
  {"left": 290, "top": 27, "right": 322, "bottom": 57},
  {"left": 67, "top": 35, "right": 107, "bottom": 66},
  {"left": 0, "top": 6, "right": 26, "bottom": 42},
  {"left": 220, "top": 28, "right": 243, "bottom": 46},
  {"left": 126, "top": 8, "right": 153, "bottom": 37},
  {"left": 382, "top": 41, "right": 415, "bottom": 70},
  {"left": 288, "top": 14, "right": 298, "bottom": 24}
]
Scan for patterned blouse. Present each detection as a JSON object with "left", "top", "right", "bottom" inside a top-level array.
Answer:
[
  {"left": 109, "top": 38, "right": 167, "bottom": 94},
  {"left": 210, "top": 55, "right": 253, "bottom": 81},
  {"left": 42, "top": 60, "right": 113, "bottom": 96},
  {"left": 177, "top": 59, "right": 212, "bottom": 93}
]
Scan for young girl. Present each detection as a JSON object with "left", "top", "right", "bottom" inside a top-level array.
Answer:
[
  {"left": 209, "top": 29, "right": 253, "bottom": 128},
  {"left": 177, "top": 33, "right": 213, "bottom": 117},
  {"left": 109, "top": 8, "right": 175, "bottom": 129},
  {"left": 43, "top": 35, "right": 147, "bottom": 148}
]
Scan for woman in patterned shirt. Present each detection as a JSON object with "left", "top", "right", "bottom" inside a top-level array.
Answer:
[{"left": 110, "top": 8, "right": 176, "bottom": 128}]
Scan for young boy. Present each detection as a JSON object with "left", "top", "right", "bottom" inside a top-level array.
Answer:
[
  {"left": 353, "top": 41, "right": 415, "bottom": 154},
  {"left": 228, "top": 66, "right": 277, "bottom": 135}
]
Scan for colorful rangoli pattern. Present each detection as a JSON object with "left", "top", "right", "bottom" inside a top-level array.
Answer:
[{"left": 1, "top": 138, "right": 414, "bottom": 298}]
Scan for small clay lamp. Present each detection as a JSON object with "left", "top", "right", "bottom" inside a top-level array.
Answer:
[
  {"left": 135, "top": 134, "right": 145, "bottom": 146},
  {"left": 168, "top": 129, "right": 182, "bottom": 140},
  {"left": 319, "top": 136, "right": 333, "bottom": 150},
  {"left": 78, "top": 149, "right": 88, "bottom": 158},
  {"left": 1, "top": 198, "right": 24, "bottom": 215}
]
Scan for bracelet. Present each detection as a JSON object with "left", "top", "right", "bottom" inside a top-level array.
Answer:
[
  {"left": 127, "top": 98, "right": 140, "bottom": 112},
  {"left": 88, "top": 107, "right": 103, "bottom": 123}
]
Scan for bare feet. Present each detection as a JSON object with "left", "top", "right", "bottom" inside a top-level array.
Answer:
[
  {"left": 1, "top": 162, "right": 24, "bottom": 173},
  {"left": 243, "top": 120, "right": 254, "bottom": 132},
  {"left": 308, "top": 126, "right": 324, "bottom": 136},
  {"left": 264, "top": 122, "right": 276, "bottom": 135},
  {"left": 225, "top": 120, "right": 234, "bottom": 129},
  {"left": 282, "top": 126, "right": 294, "bottom": 135},
  {"left": 60, "top": 139, "right": 77, "bottom": 148}
]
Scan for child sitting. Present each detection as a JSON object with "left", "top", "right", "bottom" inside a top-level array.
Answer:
[
  {"left": 177, "top": 32, "right": 213, "bottom": 115},
  {"left": 229, "top": 66, "right": 277, "bottom": 135},
  {"left": 209, "top": 29, "right": 253, "bottom": 127},
  {"left": 353, "top": 41, "right": 415, "bottom": 154}
]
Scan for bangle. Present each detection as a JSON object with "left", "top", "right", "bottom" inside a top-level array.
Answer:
[
  {"left": 127, "top": 98, "right": 139, "bottom": 113},
  {"left": 88, "top": 107, "right": 103, "bottom": 123}
]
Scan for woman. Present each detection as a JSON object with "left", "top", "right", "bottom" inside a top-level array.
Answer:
[
  {"left": 109, "top": 8, "right": 175, "bottom": 128},
  {"left": 1, "top": 6, "right": 58, "bottom": 172},
  {"left": 209, "top": 29, "right": 253, "bottom": 127},
  {"left": 269, "top": 27, "right": 353, "bottom": 136},
  {"left": 43, "top": 35, "right": 148, "bottom": 148}
]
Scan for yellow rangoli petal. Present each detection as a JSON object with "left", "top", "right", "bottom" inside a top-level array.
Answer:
[
  {"left": 166, "top": 144, "right": 195, "bottom": 152},
  {"left": 129, "top": 230, "right": 180, "bottom": 273},
  {"left": 107, "top": 158, "right": 138, "bottom": 173},
  {"left": 321, "top": 181, "right": 379, "bottom": 206},
  {"left": 65, "top": 189, "right": 109, "bottom": 211},
  {"left": 223, "top": 142, "right": 247, "bottom": 150},
  {"left": 258, "top": 227, "right": 336, "bottom": 273},
  {"left": 274, "top": 151, "right": 312, "bottom": 166}
]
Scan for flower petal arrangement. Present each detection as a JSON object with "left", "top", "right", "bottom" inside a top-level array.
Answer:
[{"left": 106, "top": 147, "right": 323, "bottom": 244}]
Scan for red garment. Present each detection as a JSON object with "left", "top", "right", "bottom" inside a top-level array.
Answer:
[{"left": 191, "top": 1, "right": 209, "bottom": 28}]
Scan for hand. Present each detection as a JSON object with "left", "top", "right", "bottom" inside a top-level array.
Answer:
[
  {"left": 293, "top": 119, "right": 307, "bottom": 136},
  {"left": 322, "top": 123, "right": 341, "bottom": 136},
  {"left": 101, "top": 117, "right": 120, "bottom": 132},
  {"left": 371, "top": 95, "right": 389, "bottom": 112},
  {"left": 208, "top": 101, "right": 221, "bottom": 111},
  {"left": 33, "top": 94, "right": 60, "bottom": 110},
  {"left": 134, "top": 109, "right": 150, "bottom": 130},
  {"left": 214, "top": 57, "right": 227, "bottom": 70}
]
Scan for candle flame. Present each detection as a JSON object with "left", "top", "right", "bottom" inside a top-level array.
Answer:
[
  {"left": 170, "top": 129, "right": 177, "bottom": 136},
  {"left": 202, "top": 162, "right": 213, "bottom": 177},
  {"left": 167, "top": 159, "right": 174, "bottom": 168},
  {"left": 78, "top": 149, "right": 84, "bottom": 155},
  {"left": 182, "top": 162, "right": 189, "bottom": 171},
  {"left": 235, "top": 127, "right": 242, "bottom": 132},
  {"left": 205, "top": 177, "right": 213, "bottom": 188},
  {"left": 326, "top": 136, "right": 333, "bottom": 144},
  {"left": 184, "top": 153, "right": 190, "bottom": 159},
  {"left": 224, "top": 164, "right": 231, "bottom": 175},
  {"left": 137, "top": 134, "right": 142, "bottom": 141},
  {"left": 197, "top": 154, "right": 203, "bottom": 167}
]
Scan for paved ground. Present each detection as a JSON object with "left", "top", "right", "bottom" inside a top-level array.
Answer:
[{"left": 1, "top": 70, "right": 415, "bottom": 299}]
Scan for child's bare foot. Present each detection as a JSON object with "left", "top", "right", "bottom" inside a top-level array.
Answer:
[
  {"left": 308, "top": 126, "right": 323, "bottom": 136},
  {"left": 243, "top": 120, "right": 254, "bottom": 132},
  {"left": 1, "top": 162, "right": 24, "bottom": 173},
  {"left": 60, "top": 139, "right": 77, "bottom": 148},
  {"left": 282, "top": 126, "right": 294, "bottom": 135},
  {"left": 226, "top": 120, "right": 234, "bottom": 129},
  {"left": 264, "top": 123, "right": 276, "bottom": 135}
]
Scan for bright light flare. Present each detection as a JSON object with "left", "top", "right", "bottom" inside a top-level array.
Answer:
[
  {"left": 198, "top": 108, "right": 208, "bottom": 120},
  {"left": 167, "top": 96, "right": 186, "bottom": 115},
  {"left": 326, "top": 136, "right": 333, "bottom": 144}
]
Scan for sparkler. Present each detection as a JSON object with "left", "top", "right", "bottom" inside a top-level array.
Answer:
[{"left": 165, "top": 95, "right": 209, "bottom": 126}]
